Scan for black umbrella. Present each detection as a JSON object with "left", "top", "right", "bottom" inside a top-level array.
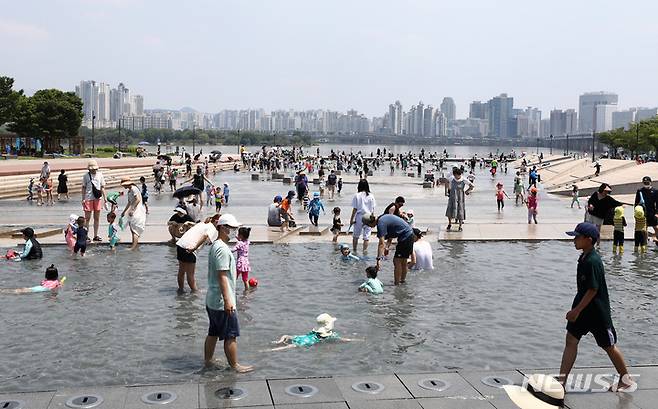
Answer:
[
  {"left": 211, "top": 150, "right": 222, "bottom": 154},
  {"left": 173, "top": 185, "right": 202, "bottom": 199}
]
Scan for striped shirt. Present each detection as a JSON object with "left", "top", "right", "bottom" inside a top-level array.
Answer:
[{"left": 635, "top": 215, "right": 647, "bottom": 232}]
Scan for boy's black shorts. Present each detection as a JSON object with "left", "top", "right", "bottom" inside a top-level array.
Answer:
[
  {"left": 206, "top": 307, "right": 240, "bottom": 339},
  {"left": 613, "top": 230, "right": 624, "bottom": 246},
  {"left": 567, "top": 320, "right": 617, "bottom": 348}
]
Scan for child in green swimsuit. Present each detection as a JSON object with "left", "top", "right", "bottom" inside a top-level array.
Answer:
[{"left": 267, "top": 313, "right": 361, "bottom": 351}]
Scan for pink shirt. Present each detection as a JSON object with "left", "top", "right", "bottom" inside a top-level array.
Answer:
[{"left": 41, "top": 279, "right": 61, "bottom": 290}]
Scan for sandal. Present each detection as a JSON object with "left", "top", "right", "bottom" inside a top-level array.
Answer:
[{"left": 93, "top": 236, "right": 102, "bottom": 242}]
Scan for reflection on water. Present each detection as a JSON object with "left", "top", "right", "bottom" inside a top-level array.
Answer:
[{"left": 0, "top": 241, "right": 655, "bottom": 391}]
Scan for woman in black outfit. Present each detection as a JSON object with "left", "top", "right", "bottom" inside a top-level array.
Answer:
[{"left": 586, "top": 183, "right": 623, "bottom": 232}]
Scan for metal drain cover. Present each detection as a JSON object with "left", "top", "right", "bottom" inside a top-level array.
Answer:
[
  {"left": 481, "top": 376, "right": 512, "bottom": 388},
  {"left": 284, "top": 384, "right": 319, "bottom": 398},
  {"left": 0, "top": 400, "right": 25, "bottom": 409},
  {"left": 351, "top": 381, "right": 385, "bottom": 394},
  {"left": 65, "top": 395, "right": 104, "bottom": 409},
  {"left": 215, "top": 387, "right": 248, "bottom": 401},
  {"left": 141, "top": 391, "right": 177, "bottom": 405},
  {"left": 418, "top": 378, "right": 451, "bottom": 392}
]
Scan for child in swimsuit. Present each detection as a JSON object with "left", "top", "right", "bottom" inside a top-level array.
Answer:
[
  {"left": 232, "top": 227, "right": 252, "bottom": 290},
  {"left": 339, "top": 244, "right": 359, "bottom": 261},
  {"left": 1, "top": 264, "right": 66, "bottom": 294},
  {"left": 267, "top": 313, "right": 360, "bottom": 351},
  {"left": 74, "top": 216, "right": 88, "bottom": 256},
  {"left": 358, "top": 266, "right": 384, "bottom": 294},
  {"left": 331, "top": 207, "right": 342, "bottom": 242},
  {"left": 105, "top": 191, "right": 123, "bottom": 213},
  {"left": 107, "top": 212, "right": 120, "bottom": 250}
]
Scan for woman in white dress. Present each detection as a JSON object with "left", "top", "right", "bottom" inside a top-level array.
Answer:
[{"left": 120, "top": 177, "right": 147, "bottom": 250}]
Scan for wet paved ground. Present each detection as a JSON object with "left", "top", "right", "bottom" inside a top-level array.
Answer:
[{"left": 1, "top": 365, "right": 657, "bottom": 408}]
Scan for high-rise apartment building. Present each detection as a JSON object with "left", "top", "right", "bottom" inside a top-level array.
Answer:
[
  {"left": 565, "top": 109, "right": 578, "bottom": 134},
  {"left": 132, "top": 95, "right": 144, "bottom": 116},
  {"left": 469, "top": 101, "right": 487, "bottom": 119},
  {"left": 487, "top": 93, "right": 514, "bottom": 137},
  {"left": 578, "top": 91, "right": 618, "bottom": 132},
  {"left": 636, "top": 107, "right": 658, "bottom": 121},
  {"left": 440, "top": 97, "right": 456, "bottom": 121},
  {"left": 388, "top": 100, "right": 403, "bottom": 135},
  {"left": 612, "top": 110, "right": 635, "bottom": 130}
]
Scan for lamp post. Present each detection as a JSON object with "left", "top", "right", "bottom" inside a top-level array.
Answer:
[
  {"left": 192, "top": 124, "right": 196, "bottom": 156},
  {"left": 549, "top": 134, "right": 553, "bottom": 155},
  {"left": 117, "top": 117, "right": 122, "bottom": 153},
  {"left": 536, "top": 137, "right": 539, "bottom": 154},
  {"left": 591, "top": 130, "right": 596, "bottom": 162},
  {"left": 636, "top": 122, "right": 642, "bottom": 158},
  {"left": 566, "top": 134, "right": 569, "bottom": 155},
  {"left": 91, "top": 111, "right": 96, "bottom": 154}
]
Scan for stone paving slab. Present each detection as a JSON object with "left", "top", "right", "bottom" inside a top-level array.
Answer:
[
  {"left": 267, "top": 378, "right": 344, "bottom": 405},
  {"left": 345, "top": 399, "right": 423, "bottom": 409},
  {"left": 0, "top": 391, "right": 55, "bottom": 409},
  {"left": 124, "top": 383, "right": 198, "bottom": 409},
  {"left": 396, "top": 373, "right": 483, "bottom": 400},
  {"left": 458, "top": 370, "right": 525, "bottom": 409},
  {"left": 333, "top": 374, "right": 413, "bottom": 401},
  {"left": 618, "top": 389, "right": 658, "bottom": 409},
  {"left": 47, "top": 386, "right": 128, "bottom": 409},
  {"left": 416, "top": 397, "right": 496, "bottom": 409},
  {"left": 275, "top": 403, "right": 348, "bottom": 409},
  {"left": 199, "top": 380, "right": 272, "bottom": 408}
]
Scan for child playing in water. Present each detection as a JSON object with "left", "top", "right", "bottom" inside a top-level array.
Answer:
[
  {"left": 358, "top": 266, "right": 383, "bottom": 294},
  {"left": 302, "top": 191, "right": 310, "bottom": 211},
  {"left": 634, "top": 205, "right": 648, "bottom": 253},
  {"left": 514, "top": 172, "right": 525, "bottom": 205},
  {"left": 106, "top": 191, "right": 122, "bottom": 213},
  {"left": 571, "top": 185, "right": 581, "bottom": 209},
  {"left": 308, "top": 192, "right": 325, "bottom": 227},
  {"left": 495, "top": 182, "right": 511, "bottom": 212},
  {"left": 339, "top": 243, "right": 359, "bottom": 261},
  {"left": 64, "top": 214, "right": 78, "bottom": 253},
  {"left": 140, "top": 176, "right": 150, "bottom": 215},
  {"left": 27, "top": 178, "right": 34, "bottom": 201},
  {"left": 267, "top": 313, "right": 360, "bottom": 351},
  {"left": 232, "top": 227, "right": 252, "bottom": 290},
  {"left": 74, "top": 216, "right": 88, "bottom": 256},
  {"left": 44, "top": 177, "right": 54, "bottom": 206},
  {"left": 406, "top": 209, "right": 415, "bottom": 226},
  {"left": 0, "top": 264, "right": 65, "bottom": 294},
  {"left": 205, "top": 183, "right": 214, "bottom": 207},
  {"left": 107, "top": 212, "right": 120, "bottom": 250},
  {"left": 214, "top": 186, "right": 223, "bottom": 213},
  {"left": 612, "top": 206, "right": 626, "bottom": 254},
  {"left": 337, "top": 177, "right": 343, "bottom": 195},
  {"left": 331, "top": 207, "right": 342, "bottom": 242},
  {"left": 223, "top": 183, "right": 230, "bottom": 205},
  {"left": 527, "top": 187, "right": 538, "bottom": 224}
]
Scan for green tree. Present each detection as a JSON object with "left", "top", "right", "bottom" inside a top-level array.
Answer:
[{"left": 0, "top": 76, "right": 23, "bottom": 126}]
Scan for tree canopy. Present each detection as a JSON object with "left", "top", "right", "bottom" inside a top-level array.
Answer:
[
  {"left": 0, "top": 76, "right": 23, "bottom": 126},
  {"left": 598, "top": 117, "right": 658, "bottom": 156}
]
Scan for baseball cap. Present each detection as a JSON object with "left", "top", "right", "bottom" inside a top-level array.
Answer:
[
  {"left": 566, "top": 222, "right": 599, "bottom": 242},
  {"left": 313, "top": 192, "right": 320, "bottom": 197},
  {"left": 173, "top": 206, "right": 187, "bottom": 214},
  {"left": 274, "top": 195, "right": 283, "bottom": 203},
  {"left": 642, "top": 176, "right": 652, "bottom": 183},
  {"left": 216, "top": 214, "right": 242, "bottom": 228}
]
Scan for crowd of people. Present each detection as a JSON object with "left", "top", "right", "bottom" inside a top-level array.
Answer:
[{"left": 5, "top": 144, "right": 657, "bottom": 394}]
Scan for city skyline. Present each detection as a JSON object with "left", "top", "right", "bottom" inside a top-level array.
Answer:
[
  {"left": 74, "top": 77, "right": 657, "bottom": 138},
  {"left": 2, "top": 1, "right": 658, "bottom": 119}
]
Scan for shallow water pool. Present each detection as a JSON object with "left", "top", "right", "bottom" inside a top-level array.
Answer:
[{"left": 0, "top": 241, "right": 656, "bottom": 392}]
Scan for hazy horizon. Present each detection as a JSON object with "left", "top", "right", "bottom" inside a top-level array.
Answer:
[{"left": 2, "top": 0, "right": 658, "bottom": 118}]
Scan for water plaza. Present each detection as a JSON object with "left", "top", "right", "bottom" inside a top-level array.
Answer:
[{"left": 1, "top": 145, "right": 657, "bottom": 409}]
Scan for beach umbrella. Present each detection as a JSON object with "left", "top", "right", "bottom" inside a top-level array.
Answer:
[{"left": 173, "top": 185, "right": 201, "bottom": 199}]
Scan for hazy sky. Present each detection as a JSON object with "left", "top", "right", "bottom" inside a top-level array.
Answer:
[{"left": 2, "top": 0, "right": 658, "bottom": 118}]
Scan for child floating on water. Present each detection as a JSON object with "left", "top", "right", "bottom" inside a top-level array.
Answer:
[
  {"left": 612, "top": 206, "right": 626, "bottom": 254},
  {"left": 331, "top": 207, "right": 343, "bottom": 242},
  {"left": 232, "top": 227, "right": 252, "bottom": 290},
  {"left": 266, "top": 313, "right": 360, "bottom": 351},
  {"left": 339, "top": 244, "right": 359, "bottom": 261},
  {"left": 358, "top": 266, "right": 383, "bottom": 294},
  {"left": 0, "top": 264, "right": 65, "bottom": 294},
  {"left": 107, "top": 212, "right": 120, "bottom": 250}
]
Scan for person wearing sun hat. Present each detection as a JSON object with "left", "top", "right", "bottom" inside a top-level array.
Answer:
[
  {"left": 119, "top": 177, "right": 146, "bottom": 250},
  {"left": 205, "top": 213, "right": 253, "bottom": 373},
  {"left": 635, "top": 176, "right": 658, "bottom": 244},
  {"left": 268, "top": 313, "right": 361, "bottom": 351},
  {"left": 503, "top": 374, "right": 564, "bottom": 409},
  {"left": 586, "top": 183, "right": 623, "bottom": 233},
  {"left": 559, "top": 222, "right": 635, "bottom": 392},
  {"left": 81, "top": 159, "right": 106, "bottom": 242}
]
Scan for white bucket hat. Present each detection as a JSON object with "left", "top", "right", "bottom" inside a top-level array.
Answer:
[
  {"left": 503, "top": 374, "right": 564, "bottom": 409},
  {"left": 313, "top": 313, "right": 337, "bottom": 338},
  {"left": 87, "top": 159, "right": 99, "bottom": 170},
  {"left": 216, "top": 213, "right": 242, "bottom": 228}
]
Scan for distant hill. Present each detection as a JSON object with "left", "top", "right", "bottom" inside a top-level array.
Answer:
[{"left": 180, "top": 107, "right": 198, "bottom": 113}]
